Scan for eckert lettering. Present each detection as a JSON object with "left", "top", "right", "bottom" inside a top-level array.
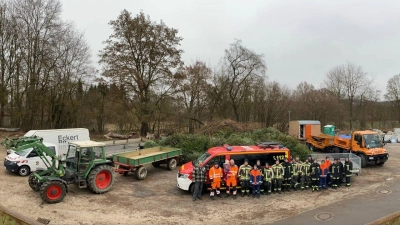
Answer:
[{"left": 58, "top": 135, "right": 79, "bottom": 143}]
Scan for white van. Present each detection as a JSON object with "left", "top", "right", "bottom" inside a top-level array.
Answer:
[
  {"left": 4, "top": 142, "right": 59, "bottom": 176},
  {"left": 7, "top": 128, "right": 90, "bottom": 159}
]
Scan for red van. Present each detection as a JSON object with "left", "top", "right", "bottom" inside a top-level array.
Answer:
[{"left": 177, "top": 143, "right": 291, "bottom": 193}]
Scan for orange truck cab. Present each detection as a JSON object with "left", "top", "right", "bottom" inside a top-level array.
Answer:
[
  {"left": 332, "top": 131, "right": 388, "bottom": 167},
  {"left": 177, "top": 142, "right": 291, "bottom": 193},
  {"left": 306, "top": 130, "right": 388, "bottom": 167}
]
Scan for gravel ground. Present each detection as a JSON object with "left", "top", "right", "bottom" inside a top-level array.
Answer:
[{"left": 0, "top": 144, "right": 398, "bottom": 225}]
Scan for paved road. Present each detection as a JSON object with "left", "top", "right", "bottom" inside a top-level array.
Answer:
[{"left": 273, "top": 167, "right": 399, "bottom": 224}]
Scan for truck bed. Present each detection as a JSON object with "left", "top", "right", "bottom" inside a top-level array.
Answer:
[{"left": 112, "top": 146, "right": 181, "bottom": 167}]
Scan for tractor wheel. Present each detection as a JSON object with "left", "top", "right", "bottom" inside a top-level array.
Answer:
[
  {"left": 135, "top": 166, "right": 147, "bottom": 180},
  {"left": 167, "top": 158, "right": 177, "bottom": 170},
  {"left": 39, "top": 181, "right": 66, "bottom": 204},
  {"left": 152, "top": 161, "right": 161, "bottom": 167},
  {"left": 360, "top": 154, "right": 367, "bottom": 168},
  {"left": 332, "top": 147, "right": 340, "bottom": 153},
  {"left": 18, "top": 166, "right": 30, "bottom": 176},
  {"left": 87, "top": 165, "right": 115, "bottom": 194},
  {"left": 28, "top": 173, "right": 42, "bottom": 191}
]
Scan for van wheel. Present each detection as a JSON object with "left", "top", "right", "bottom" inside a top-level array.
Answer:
[{"left": 18, "top": 166, "right": 30, "bottom": 176}]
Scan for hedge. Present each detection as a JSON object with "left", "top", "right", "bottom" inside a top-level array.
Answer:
[{"left": 145, "top": 127, "right": 310, "bottom": 164}]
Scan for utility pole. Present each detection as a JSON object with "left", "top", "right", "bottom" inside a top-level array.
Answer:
[{"left": 288, "top": 109, "right": 291, "bottom": 134}]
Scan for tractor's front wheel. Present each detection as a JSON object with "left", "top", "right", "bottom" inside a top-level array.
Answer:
[
  {"left": 87, "top": 165, "right": 115, "bottom": 194},
  {"left": 39, "top": 181, "right": 66, "bottom": 204},
  {"left": 28, "top": 173, "right": 42, "bottom": 191}
]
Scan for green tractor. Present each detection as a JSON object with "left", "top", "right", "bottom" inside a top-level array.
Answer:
[{"left": 21, "top": 140, "right": 115, "bottom": 203}]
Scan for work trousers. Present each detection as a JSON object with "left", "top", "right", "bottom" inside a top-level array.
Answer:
[
  {"left": 274, "top": 179, "right": 282, "bottom": 191},
  {"left": 241, "top": 180, "right": 250, "bottom": 194},
  {"left": 331, "top": 176, "right": 339, "bottom": 187},
  {"left": 192, "top": 182, "right": 203, "bottom": 199},
  {"left": 320, "top": 176, "right": 327, "bottom": 189},
  {"left": 346, "top": 176, "right": 351, "bottom": 186},
  {"left": 263, "top": 180, "right": 272, "bottom": 194},
  {"left": 300, "top": 175, "right": 310, "bottom": 189},
  {"left": 312, "top": 178, "right": 319, "bottom": 190},
  {"left": 283, "top": 177, "right": 291, "bottom": 190},
  {"left": 252, "top": 184, "right": 260, "bottom": 195}
]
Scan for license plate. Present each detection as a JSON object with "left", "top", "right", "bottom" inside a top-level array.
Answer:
[{"left": 369, "top": 157, "right": 374, "bottom": 160}]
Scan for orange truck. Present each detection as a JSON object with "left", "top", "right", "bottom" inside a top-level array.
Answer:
[{"left": 306, "top": 130, "right": 389, "bottom": 168}]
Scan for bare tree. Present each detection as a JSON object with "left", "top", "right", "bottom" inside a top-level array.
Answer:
[
  {"left": 221, "top": 40, "right": 267, "bottom": 121},
  {"left": 385, "top": 74, "right": 400, "bottom": 122},
  {"left": 324, "top": 62, "right": 373, "bottom": 129},
  {"left": 99, "top": 10, "right": 183, "bottom": 136},
  {"left": 176, "top": 61, "right": 211, "bottom": 133}
]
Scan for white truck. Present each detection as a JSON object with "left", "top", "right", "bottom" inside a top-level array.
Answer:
[{"left": 7, "top": 128, "right": 90, "bottom": 158}]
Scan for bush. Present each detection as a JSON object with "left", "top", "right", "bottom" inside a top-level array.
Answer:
[
  {"left": 143, "top": 140, "right": 158, "bottom": 149},
  {"left": 157, "top": 127, "right": 310, "bottom": 164}
]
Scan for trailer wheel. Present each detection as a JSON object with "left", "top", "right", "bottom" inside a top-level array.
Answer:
[
  {"left": 167, "top": 158, "right": 177, "bottom": 170},
  {"left": 152, "top": 161, "right": 161, "bottom": 167},
  {"left": 87, "top": 165, "right": 115, "bottom": 194},
  {"left": 332, "top": 147, "right": 340, "bottom": 153},
  {"left": 28, "top": 173, "right": 42, "bottom": 191},
  {"left": 360, "top": 154, "right": 367, "bottom": 168},
  {"left": 40, "top": 181, "right": 66, "bottom": 204},
  {"left": 18, "top": 166, "right": 30, "bottom": 176},
  {"left": 135, "top": 166, "right": 147, "bottom": 180}
]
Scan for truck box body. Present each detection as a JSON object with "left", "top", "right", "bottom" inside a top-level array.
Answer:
[{"left": 22, "top": 128, "right": 90, "bottom": 159}]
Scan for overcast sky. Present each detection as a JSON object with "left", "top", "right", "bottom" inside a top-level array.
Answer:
[{"left": 61, "top": 0, "right": 400, "bottom": 95}]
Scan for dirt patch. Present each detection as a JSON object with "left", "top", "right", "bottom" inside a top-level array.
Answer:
[{"left": 0, "top": 144, "right": 398, "bottom": 224}]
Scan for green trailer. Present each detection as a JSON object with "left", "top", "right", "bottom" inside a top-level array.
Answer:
[{"left": 112, "top": 146, "right": 182, "bottom": 180}]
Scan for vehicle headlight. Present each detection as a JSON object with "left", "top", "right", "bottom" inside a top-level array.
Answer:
[{"left": 178, "top": 173, "right": 189, "bottom": 179}]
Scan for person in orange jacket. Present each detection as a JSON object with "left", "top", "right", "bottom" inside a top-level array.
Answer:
[
  {"left": 209, "top": 161, "right": 223, "bottom": 200},
  {"left": 325, "top": 156, "right": 332, "bottom": 186},
  {"left": 250, "top": 164, "right": 262, "bottom": 199},
  {"left": 319, "top": 160, "right": 328, "bottom": 189},
  {"left": 226, "top": 159, "right": 239, "bottom": 199}
]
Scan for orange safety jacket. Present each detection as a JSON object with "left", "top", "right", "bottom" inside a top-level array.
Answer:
[
  {"left": 227, "top": 165, "right": 238, "bottom": 180},
  {"left": 209, "top": 167, "right": 223, "bottom": 182}
]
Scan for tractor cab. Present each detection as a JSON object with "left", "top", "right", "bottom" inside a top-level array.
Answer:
[{"left": 64, "top": 141, "right": 108, "bottom": 183}]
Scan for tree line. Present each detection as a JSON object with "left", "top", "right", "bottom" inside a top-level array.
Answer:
[{"left": 0, "top": 1, "right": 399, "bottom": 136}]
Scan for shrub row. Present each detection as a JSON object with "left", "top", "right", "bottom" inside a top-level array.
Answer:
[{"left": 143, "top": 127, "right": 310, "bottom": 164}]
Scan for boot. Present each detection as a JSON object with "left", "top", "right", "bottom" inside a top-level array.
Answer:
[
  {"left": 247, "top": 193, "right": 251, "bottom": 197},
  {"left": 225, "top": 194, "right": 230, "bottom": 198},
  {"left": 210, "top": 196, "right": 215, "bottom": 200},
  {"left": 278, "top": 190, "right": 281, "bottom": 194},
  {"left": 241, "top": 193, "right": 245, "bottom": 197},
  {"left": 233, "top": 195, "right": 237, "bottom": 199},
  {"left": 252, "top": 194, "right": 255, "bottom": 198},
  {"left": 217, "top": 194, "right": 222, "bottom": 198},
  {"left": 257, "top": 193, "right": 260, "bottom": 199}
]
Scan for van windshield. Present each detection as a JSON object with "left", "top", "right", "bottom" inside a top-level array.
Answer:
[
  {"left": 16, "top": 148, "right": 32, "bottom": 156},
  {"left": 193, "top": 152, "right": 211, "bottom": 166}
]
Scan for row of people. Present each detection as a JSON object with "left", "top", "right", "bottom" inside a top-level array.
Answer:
[{"left": 192, "top": 156, "right": 353, "bottom": 201}]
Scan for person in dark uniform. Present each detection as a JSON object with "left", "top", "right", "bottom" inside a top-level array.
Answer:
[
  {"left": 337, "top": 158, "right": 344, "bottom": 186},
  {"left": 344, "top": 158, "right": 353, "bottom": 186},
  {"left": 311, "top": 159, "right": 320, "bottom": 192},
  {"left": 281, "top": 158, "right": 293, "bottom": 192},
  {"left": 329, "top": 158, "right": 340, "bottom": 189}
]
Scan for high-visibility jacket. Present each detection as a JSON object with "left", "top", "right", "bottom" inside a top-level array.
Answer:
[
  {"left": 209, "top": 167, "right": 223, "bottom": 182},
  {"left": 320, "top": 163, "right": 328, "bottom": 177},
  {"left": 344, "top": 161, "right": 353, "bottom": 177},
  {"left": 239, "top": 164, "right": 252, "bottom": 180},
  {"left": 302, "top": 162, "right": 311, "bottom": 176},
  {"left": 272, "top": 164, "right": 284, "bottom": 179},
  {"left": 330, "top": 163, "right": 340, "bottom": 177},
  {"left": 262, "top": 167, "right": 274, "bottom": 181},
  {"left": 292, "top": 161, "right": 302, "bottom": 176},
  {"left": 325, "top": 160, "right": 331, "bottom": 171},
  {"left": 250, "top": 169, "right": 262, "bottom": 185},
  {"left": 227, "top": 164, "right": 238, "bottom": 180}
]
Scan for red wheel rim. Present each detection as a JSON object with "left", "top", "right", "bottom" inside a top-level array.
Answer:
[
  {"left": 95, "top": 170, "right": 112, "bottom": 189},
  {"left": 47, "top": 184, "right": 62, "bottom": 200}
]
